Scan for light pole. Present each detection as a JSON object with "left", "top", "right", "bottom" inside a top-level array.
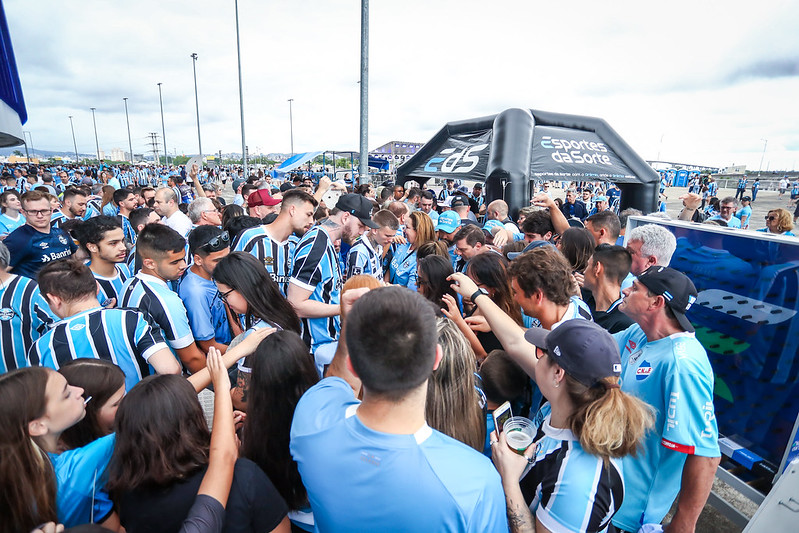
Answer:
[
  {"left": 68, "top": 116, "right": 79, "bottom": 162},
  {"left": 758, "top": 138, "right": 768, "bottom": 176},
  {"left": 191, "top": 53, "right": 203, "bottom": 160},
  {"left": 123, "top": 98, "right": 133, "bottom": 163},
  {"left": 90, "top": 107, "right": 100, "bottom": 162},
  {"left": 288, "top": 98, "right": 294, "bottom": 156},
  {"left": 358, "top": 0, "right": 369, "bottom": 185},
  {"left": 23, "top": 131, "right": 35, "bottom": 159},
  {"left": 157, "top": 83, "right": 169, "bottom": 166},
  {"left": 234, "top": 0, "right": 248, "bottom": 177}
]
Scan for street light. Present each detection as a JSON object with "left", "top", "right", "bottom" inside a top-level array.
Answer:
[
  {"left": 190, "top": 53, "right": 203, "bottom": 160},
  {"left": 288, "top": 98, "right": 294, "bottom": 156},
  {"left": 234, "top": 0, "right": 247, "bottom": 177},
  {"left": 157, "top": 83, "right": 169, "bottom": 166},
  {"left": 68, "top": 116, "right": 79, "bottom": 162},
  {"left": 358, "top": 0, "right": 369, "bottom": 185},
  {"left": 758, "top": 138, "right": 768, "bottom": 176},
  {"left": 123, "top": 98, "right": 134, "bottom": 163},
  {"left": 90, "top": 107, "right": 100, "bottom": 162}
]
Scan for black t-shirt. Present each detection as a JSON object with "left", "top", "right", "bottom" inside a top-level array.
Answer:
[
  {"left": 592, "top": 304, "right": 635, "bottom": 334},
  {"left": 119, "top": 458, "right": 288, "bottom": 533}
]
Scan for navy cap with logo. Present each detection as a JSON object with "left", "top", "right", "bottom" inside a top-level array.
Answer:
[
  {"left": 450, "top": 195, "right": 469, "bottom": 208},
  {"left": 524, "top": 320, "right": 622, "bottom": 389},
  {"left": 637, "top": 266, "right": 698, "bottom": 332},
  {"left": 335, "top": 193, "right": 380, "bottom": 229}
]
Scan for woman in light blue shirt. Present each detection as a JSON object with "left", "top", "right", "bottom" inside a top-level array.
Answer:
[
  {"left": 0, "top": 190, "right": 24, "bottom": 238},
  {"left": 389, "top": 211, "right": 436, "bottom": 291}
]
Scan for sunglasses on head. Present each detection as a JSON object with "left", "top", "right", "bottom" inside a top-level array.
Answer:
[{"left": 200, "top": 231, "right": 230, "bottom": 253}]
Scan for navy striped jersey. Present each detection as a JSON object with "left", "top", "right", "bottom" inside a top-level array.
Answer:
[
  {"left": 520, "top": 404, "right": 623, "bottom": 533},
  {"left": 290, "top": 225, "right": 341, "bottom": 352},
  {"left": 120, "top": 273, "right": 195, "bottom": 354},
  {"left": 232, "top": 225, "right": 298, "bottom": 295},
  {"left": 5, "top": 224, "right": 77, "bottom": 279},
  {"left": 125, "top": 244, "right": 141, "bottom": 275},
  {"left": 92, "top": 263, "right": 132, "bottom": 308},
  {"left": 345, "top": 236, "right": 382, "bottom": 280},
  {"left": 0, "top": 274, "right": 54, "bottom": 373},
  {"left": 29, "top": 306, "right": 168, "bottom": 391},
  {"left": 119, "top": 214, "right": 136, "bottom": 245}
]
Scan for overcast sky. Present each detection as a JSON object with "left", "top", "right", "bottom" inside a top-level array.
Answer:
[{"left": 8, "top": 0, "right": 799, "bottom": 170}]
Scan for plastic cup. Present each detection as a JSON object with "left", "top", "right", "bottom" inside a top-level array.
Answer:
[{"left": 503, "top": 416, "right": 535, "bottom": 454}]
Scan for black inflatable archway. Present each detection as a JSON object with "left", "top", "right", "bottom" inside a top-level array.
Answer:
[{"left": 396, "top": 108, "right": 659, "bottom": 218}]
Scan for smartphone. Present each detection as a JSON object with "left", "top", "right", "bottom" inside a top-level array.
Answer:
[{"left": 492, "top": 401, "right": 512, "bottom": 434}]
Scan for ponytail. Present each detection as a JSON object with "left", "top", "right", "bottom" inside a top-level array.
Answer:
[{"left": 564, "top": 374, "right": 654, "bottom": 459}]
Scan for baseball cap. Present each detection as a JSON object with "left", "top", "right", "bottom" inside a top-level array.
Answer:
[
  {"left": 232, "top": 178, "right": 245, "bottom": 192},
  {"left": 594, "top": 195, "right": 608, "bottom": 202},
  {"left": 336, "top": 193, "right": 380, "bottom": 229},
  {"left": 436, "top": 210, "right": 460, "bottom": 234},
  {"left": 742, "top": 196, "right": 751, "bottom": 202},
  {"left": 636, "top": 266, "right": 698, "bottom": 332},
  {"left": 507, "top": 240, "right": 555, "bottom": 260},
  {"left": 248, "top": 189, "right": 281, "bottom": 208},
  {"left": 472, "top": 183, "right": 483, "bottom": 190},
  {"left": 450, "top": 195, "right": 469, "bottom": 208},
  {"left": 279, "top": 182, "right": 294, "bottom": 192},
  {"left": 524, "top": 320, "right": 622, "bottom": 389},
  {"left": 483, "top": 219, "right": 504, "bottom": 233}
]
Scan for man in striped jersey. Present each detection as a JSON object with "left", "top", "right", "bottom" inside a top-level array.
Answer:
[
  {"left": 233, "top": 189, "right": 317, "bottom": 295},
  {"left": 120, "top": 223, "right": 206, "bottom": 373},
  {"left": 345, "top": 209, "right": 399, "bottom": 280},
  {"left": 73, "top": 216, "right": 131, "bottom": 308},
  {"left": 125, "top": 207, "right": 161, "bottom": 275},
  {"left": 50, "top": 188, "right": 88, "bottom": 229},
  {"left": 288, "top": 194, "right": 376, "bottom": 357},
  {"left": 28, "top": 259, "right": 179, "bottom": 391},
  {"left": 114, "top": 188, "right": 138, "bottom": 246},
  {"left": 0, "top": 242, "right": 54, "bottom": 373}
]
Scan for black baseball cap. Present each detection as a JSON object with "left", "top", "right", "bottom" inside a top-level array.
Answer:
[
  {"left": 336, "top": 193, "right": 379, "bottom": 229},
  {"left": 637, "top": 266, "right": 698, "bottom": 332},
  {"left": 524, "top": 320, "right": 622, "bottom": 388},
  {"left": 450, "top": 195, "right": 469, "bottom": 208}
]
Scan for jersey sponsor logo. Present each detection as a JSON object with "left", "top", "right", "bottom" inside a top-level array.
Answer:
[
  {"left": 635, "top": 360, "right": 652, "bottom": 380},
  {"left": 38, "top": 241, "right": 50, "bottom": 249},
  {"left": 661, "top": 438, "right": 695, "bottom": 454},
  {"left": 701, "top": 401, "right": 716, "bottom": 439},
  {"left": 350, "top": 266, "right": 363, "bottom": 276},
  {"left": 40, "top": 250, "right": 73, "bottom": 263},
  {"left": 628, "top": 348, "right": 643, "bottom": 365},
  {"left": 0, "top": 307, "right": 14, "bottom": 321},
  {"left": 667, "top": 391, "right": 679, "bottom": 431},
  {"left": 70, "top": 323, "right": 86, "bottom": 331},
  {"left": 271, "top": 274, "right": 290, "bottom": 284}
]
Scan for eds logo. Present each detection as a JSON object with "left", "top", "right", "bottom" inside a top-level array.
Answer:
[{"left": 424, "top": 144, "right": 488, "bottom": 174}]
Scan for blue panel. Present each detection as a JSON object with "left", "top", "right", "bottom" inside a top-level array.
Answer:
[{"left": 0, "top": 0, "right": 26, "bottom": 124}]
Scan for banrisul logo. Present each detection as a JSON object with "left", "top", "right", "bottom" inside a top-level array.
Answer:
[{"left": 424, "top": 144, "right": 488, "bottom": 174}]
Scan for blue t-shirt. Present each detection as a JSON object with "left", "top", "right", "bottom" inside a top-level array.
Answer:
[
  {"left": 120, "top": 273, "right": 195, "bottom": 355},
  {"left": 388, "top": 242, "right": 418, "bottom": 291},
  {"left": 290, "top": 377, "right": 508, "bottom": 532},
  {"left": 5, "top": 224, "right": 77, "bottom": 279},
  {"left": 178, "top": 268, "right": 231, "bottom": 344},
  {"left": 735, "top": 205, "right": 752, "bottom": 228},
  {"left": 612, "top": 325, "right": 720, "bottom": 531},
  {"left": 0, "top": 274, "right": 54, "bottom": 373},
  {"left": 232, "top": 225, "right": 297, "bottom": 296},
  {"left": 520, "top": 404, "right": 623, "bottom": 533},
  {"left": 346, "top": 236, "right": 383, "bottom": 280},
  {"left": 290, "top": 226, "right": 341, "bottom": 353},
  {"left": 0, "top": 211, "right": 24, "bottom": 237},
  {"left": 49, "top": 434, "right": 116, "bottom": 527},
  {"left": 30, "top": 306, "right": 168, "bottom": 391},
  {"left": 707, "top": 214, "right": 741, "bottom": 229}
]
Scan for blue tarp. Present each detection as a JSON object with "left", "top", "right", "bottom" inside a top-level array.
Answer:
[{"left": 277, "top": 151, "right": 324, "bottom": 172}]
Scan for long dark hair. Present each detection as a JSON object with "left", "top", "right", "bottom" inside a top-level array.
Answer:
[
  {"left": 212, "top": 252, "right": 301, "bottom": 332},
  {"left": 558, "top": 227, "right": 595, "bottom": 273},
  {"left": 0, "top": 367, "right": 58, "bottom": 532},
  {"left": 108, "top": 375, "right": 210, "bottom": 491},
  {"left": 59, "top": 359, "right": 125, "bottom": 449},
  {"left": 417, "top": 255, "right": 455, "bottom": 309},
  {"left": 466, "top": 252, "right": 523, "bottom": 325},
  {"left": 240, "top": 331, "right": 318, "bottom": 510}
]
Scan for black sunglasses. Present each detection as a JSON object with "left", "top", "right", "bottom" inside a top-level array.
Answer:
[{"left": 201, "top": 231, "right": 230, "bottom": 253}]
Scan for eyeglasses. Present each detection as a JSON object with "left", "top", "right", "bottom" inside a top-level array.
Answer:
[
  {"left": 200, "top": 231, "right": 229, "bottom": 253},
  {"left": 218, "top": 287, "right": 235, "bottom": 303},
  {"left": 23, "top": 208, "right": 53, "bottom": 217},
  {"left": 765, "top": 215, "right": 777, "bottom": 221}
]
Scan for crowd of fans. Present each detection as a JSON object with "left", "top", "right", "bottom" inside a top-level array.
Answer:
[{"left": 5, "top": 160, "right": 780, "bottom": 533}]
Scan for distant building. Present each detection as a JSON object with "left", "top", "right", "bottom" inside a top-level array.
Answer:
[
  {"left": 723, "top": 165, "right": 747, "bottom": 175},
  {"left": 110, "top": 147, "right": 126, "bottom": 161},
  {"left": 370, "top": 141, "right": 425, "bottom": 172}
]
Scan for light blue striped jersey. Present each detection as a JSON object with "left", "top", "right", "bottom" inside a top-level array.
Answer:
[
  {"left": 92, "top": 263, "right": 132, "bottom": 308},
  {"left": 0, "top": 274, "right": 54, "bottom": 373},
  {"left": 119, "top": 214, "right": 136, "bottom": 245},
  {"left": 345, "top": 235, "right": 382, "bottom": 280},
  {"left": 388, "top": 242, "right": 418, "bottom": 291},
  {"left": 232, "top": 225, "right": 298, "bottom": 295},
  {"left": 50, "top": 210, "right": 71, "bottom": 228},
  {"left": 521, "top": 404, "right": 623, "bottom": 533},
  {"left": 29, "top": 306, "right": 168, "bottom": 391},
  {"left": 120, "top": 273, "right": 195, "bottom": 354},
  {"left": 290, "top": 225, "right": 341, "bottom": 352}
]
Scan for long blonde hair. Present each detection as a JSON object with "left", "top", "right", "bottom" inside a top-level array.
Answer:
[
  {"left": 426, "top": 317, "right": 485, "bottom": 451},
  {"left": 558, "top": 367, "right": 654, "bottom": 458}
]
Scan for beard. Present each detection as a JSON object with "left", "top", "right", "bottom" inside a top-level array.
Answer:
[{"left": 341, "top": 223, "right": 359, "bottom": 245}]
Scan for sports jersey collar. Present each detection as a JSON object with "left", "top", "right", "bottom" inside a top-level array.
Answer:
[
  {"left": 135, "top": 272, "right": 169, "bottom": 288},
  {"left": 346, "top": 404, "right": 434, "bottom": 445},
  {"left": 542, "top": 414, "right": 577, "bottom": 441},
  {"left": 53, "top": 304, "right": 104, "bottom": 326},
  {"left": 551, "top": 298, "right": 582, "bottom": 330}
]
